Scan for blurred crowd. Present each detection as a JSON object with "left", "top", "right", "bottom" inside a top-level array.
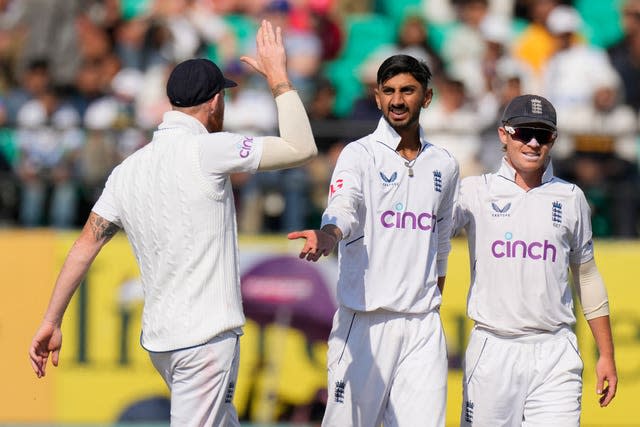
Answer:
[{"left": 0, "top": 0, "right": 638, "bottom": 237}]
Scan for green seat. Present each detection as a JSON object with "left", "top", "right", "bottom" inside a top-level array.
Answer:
[
  {"left": 324, "top": 58, "right": 366, "bottom": 117},
  {"left": 322, "top": 13, "right": 396, "bottom": 116},
  {"left": 120, "top": 0, "right": 151, "bottom": 21},
  {"left": 0, "top": 128, "right": 17, "bottom": 166},
  {"left": 339, "top": 13, "right": 396, "bottom": 65},
  {"left": 574, "top": 0, "right": 624, "bottom": 48},
  {"left": 207, "top": 15, "right": 257, "bottom": 66},
  {"left": 375, "top": 0, "right": 423, "bottom": 28}
]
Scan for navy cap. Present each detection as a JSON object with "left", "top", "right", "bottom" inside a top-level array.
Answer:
[
  {"left": 501, "top": 94, "right": 557, "bottom": 130},
  {"left": 166, "top": 58, "right": 237, "bottom": 107}
]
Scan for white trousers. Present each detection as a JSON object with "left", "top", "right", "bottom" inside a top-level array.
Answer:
[
  {"left": 461, "top": 326, "right": 583, "bottom": 427},
  {"left": 322, "top": 307, "right": 448, "bottom": 427},
  {"left": 149, "top": 331, "right": 241, "bottom": 427}
]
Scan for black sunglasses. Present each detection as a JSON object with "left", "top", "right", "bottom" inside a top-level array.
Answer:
[{"left": 503, "top": 125, "right": 557, "bottom": 145}]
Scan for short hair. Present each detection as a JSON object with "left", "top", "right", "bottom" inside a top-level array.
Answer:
[{"left": 376, "top": 54, "right": 432, "bottom": 89}]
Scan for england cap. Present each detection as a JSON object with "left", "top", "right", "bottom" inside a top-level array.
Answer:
[
  {"left": 166, "top": 58, "right": 237, "bottom": 107},
  {"left": 501, "top": 94, "right": 557, "bottom": 130}
]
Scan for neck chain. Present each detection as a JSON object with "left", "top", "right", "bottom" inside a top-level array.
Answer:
[{"left": 404, "top": 159, "right": 417, "bottom": 177}]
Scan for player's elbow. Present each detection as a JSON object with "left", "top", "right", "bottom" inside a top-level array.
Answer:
[
  {"left": 300, "top": 144, "right": 318, "bottom": 162},
  {"left": 288, "top": 142, "right": 318, "bottom": 166}
]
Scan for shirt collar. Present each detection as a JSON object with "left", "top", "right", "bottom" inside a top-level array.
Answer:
[
  {"left": 372, "top": 117, "right": 428, "bottom": 151},
  {"left": 497, "top": 156, "right": 555, "bottom": 184},
  {"left": 158, "top": 110, "right": 209, "bottom": 134}
]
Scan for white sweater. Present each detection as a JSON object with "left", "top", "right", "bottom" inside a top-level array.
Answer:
[{"left": 93, "top": 111, "right": 263, "bottom": 351}]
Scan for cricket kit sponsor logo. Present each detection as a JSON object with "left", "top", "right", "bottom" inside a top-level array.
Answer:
[
  {"left": 491, "top": 232, "right": 557, "bottom": 262},
  {"left": 491, "top": 201, "right": 511, "bottom": 217},
  {"left": 380, "top": 202, "right": 436, "bottom": 231},
  {"left": 379, "top": 171, "right": 399, "bottom": 187},
  {"left": 329, "top": 178, "right": 344, "bottom": 196},
  {"left": 239, "top": 136, "right": 254, "bottom": 158}
]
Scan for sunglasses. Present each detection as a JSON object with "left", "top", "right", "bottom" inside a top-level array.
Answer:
[{"left": 503, "top": 125, "right": 557, "bottom": 145}]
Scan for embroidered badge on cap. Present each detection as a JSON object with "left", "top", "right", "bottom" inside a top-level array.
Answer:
[{"left": 531, "top": 98, "right": 543, "bottom": 114}]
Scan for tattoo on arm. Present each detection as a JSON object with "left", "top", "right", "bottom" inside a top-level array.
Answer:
[
  {"left": 90, "top": 215, "right": 120, "bottom": 242},
  {"left": 271, "top": 81, "right": 294, "bottom": 97}
]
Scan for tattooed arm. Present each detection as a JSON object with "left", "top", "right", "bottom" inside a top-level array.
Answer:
[{"left": 29, "top": 212, "right": 120, "bottom": 378}]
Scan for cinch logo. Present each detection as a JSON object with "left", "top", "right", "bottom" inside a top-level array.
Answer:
[
  {"left": 329, "top": 178, "right": 344, "bottom": 196},
  {"left": 239, "top": 137, "right": 254, "bottom": 158},
  {"left": 491, "top": 232, "right": 557, "bottom": 262},
  {"left": 380, "top": 202, "right": 436, "bottom": 231}
]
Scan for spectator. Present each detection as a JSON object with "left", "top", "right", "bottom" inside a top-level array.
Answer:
[
  {"left": 0, "top": 95, "right": 18, "bottom": 224},
  {"left": 542, "top": 5, "right": 619, "bottom": 117},
  {"left": 393, "top": 13, "right": 445, "bottom": 76},
  {"left": 608, "top": 0, "right": 640, "bottom": 112},
  {"left": 307, "top": 77, "right": 341, "bottom": 151},
  {"left": 349, "top": 52, "right": 385, "bottom": 121},
  {"left": 0, "top": 0, "right": 27, "bottom": 89},
  {"left": 15, "top": 86, "right": 83, "bottom": 228},
  {"left": 259, "top": 0, "right": 323, "bottom": 102},
  {"left": 511, "top": 0, "right": 559, "bottom": 77},
  {"left": 476, "top": 60, "right": 529, "bottom": 172},
  {"left": 3, "top": 58, "right": 51, "bottom": 125},
  {"left": 419, "top": 74, "right": 485, "bottom": 177},
  {"left": 440, "top": 0, "right": 491, "bottom": 68},
  {"left": 18, "top": 0, "right": 82, "bottom": 87},
  {"left": 556, "top": 68, "right": 640, "bottom": 237}
]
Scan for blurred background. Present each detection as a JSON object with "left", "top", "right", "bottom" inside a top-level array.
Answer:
[{"left": 0, "top": 0, "right": 639, "bottom": 425}]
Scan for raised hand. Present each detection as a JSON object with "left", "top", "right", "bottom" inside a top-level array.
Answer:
[{"left": 240, "top": 19, "right": 291, "bottom": 96}]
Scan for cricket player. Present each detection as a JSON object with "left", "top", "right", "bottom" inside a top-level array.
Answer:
[
  {"left": 28, "top": 20, "right": 317, "bottom": 427},
  {"left": 454, "top": 94, "right": 617, "bottom": 426},
  {"left": 288, "top": 54, "right": 459, "bottom": 427}
]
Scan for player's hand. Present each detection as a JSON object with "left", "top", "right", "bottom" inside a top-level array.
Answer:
[
  {"left": 240, "top": 20, "right": 288, "bottom": 88},
  {"left": 29, "top": 321, "right": 62, "bottom": 378},
  {"left": 595, "top": 354, "right": 617, "bottom": 407},
  {"left": 288, "top": 229, "right": 338, "bottom": 262}
]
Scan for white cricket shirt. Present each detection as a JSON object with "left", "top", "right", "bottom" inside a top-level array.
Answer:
[
  {"left": 322, "top": 118, "right": 459, "bottom": 313},
  {"left": 454, "top": 158, "right": 595, "bottom": 336},
  {"left": 93, "top": 111, "right": 264, "bottom": 351}
]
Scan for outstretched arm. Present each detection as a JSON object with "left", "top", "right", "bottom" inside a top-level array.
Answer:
[
  {"left": 29, "top": 212, "right": 120, "bottom": 378},
  {"left": 287, "top": 224, "right": 342, "bottom": 262}
]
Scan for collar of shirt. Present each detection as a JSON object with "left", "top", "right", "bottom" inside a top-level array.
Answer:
[
  {"left": 497, "top": 156, "right": 555, "bottom": 184},
  {"left": 158, "top": 110, "right": 209, "bottom": 134},
  {"left": 372, "top": 117, "right": 429, "bottom": 151}
]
